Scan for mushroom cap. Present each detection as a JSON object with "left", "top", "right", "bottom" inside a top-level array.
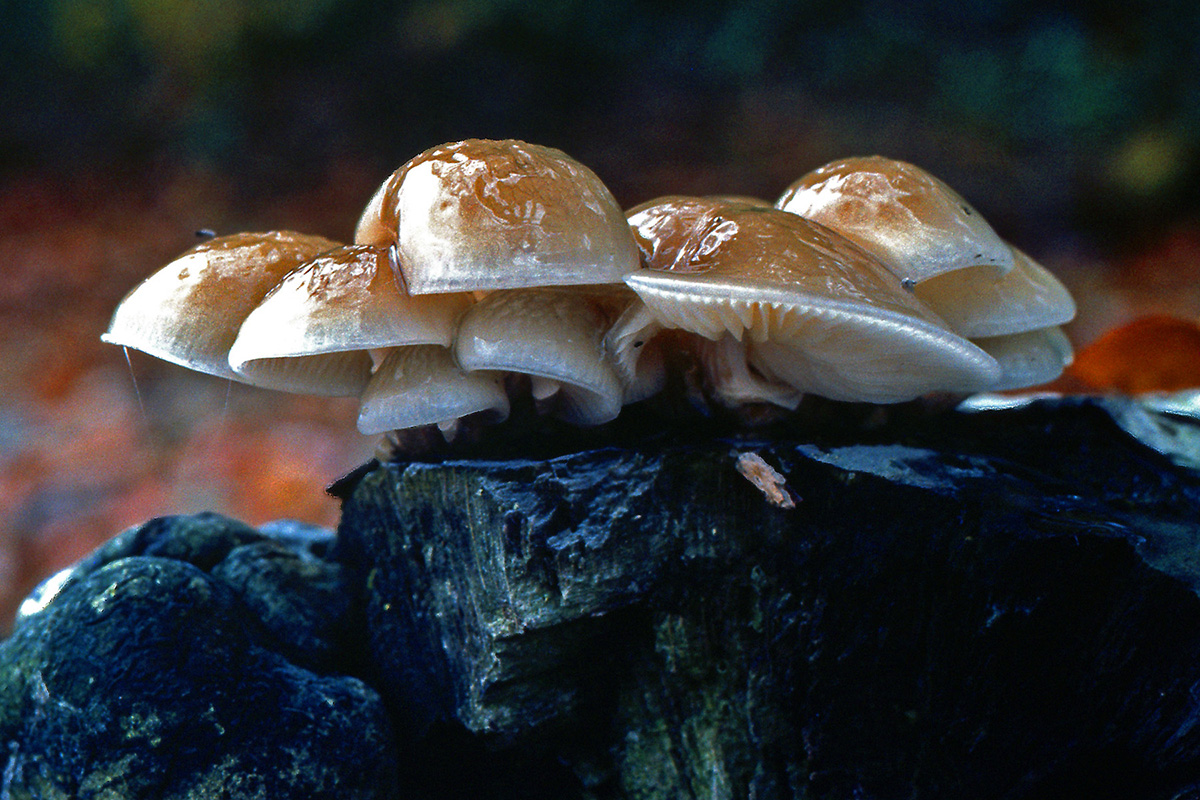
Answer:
[
  {"left": 776, "top": 156, "right": 1014, "bottom": 283},
  {"left": 912, "top": 246, "right": 1076, "bottom": 338},
  {"left": 454, "top": 287, "right": 624, "bottom": 425},
  {"left": 101, "top": 231, "right": 341, "bottom": 380},
  {"left": 228, "top": 244, "right": 472, "bottom": 396},
  {"left": 623, "top": 197, "right": 1001, "bottom": 402},
  {"left": 968, "top": 326, "right": 1074, "bottom": 391},
  {"left": 354, "top": 139, "right": 639, "bottom": 294},
  {"left": 357, "top": 345, "right": 509, "bottom": 434}
]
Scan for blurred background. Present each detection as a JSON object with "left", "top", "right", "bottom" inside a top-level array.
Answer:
[{"left": 3, "top": 0, "right": 1200, "bottom": 625}]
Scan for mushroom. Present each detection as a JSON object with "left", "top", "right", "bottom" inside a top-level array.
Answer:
[
  {"left": 354, "top": 138, "right": 639, "bottom": 293},
  {"left": 453, "top": 287, "right": 626, "bottom": 425},
  {"left": 909, "top": 246, "right": 1075, "bottom": 338},
  {"left": 775, "top": 155, "right": 1015, "bottom": 283},
  {"left": 227, "top": 244, "right": 472, "bottom": 396},
  {"left": 776, "top": 158, "right": 1076, "bottom": 389},
  {"left": 970, "top": 326, "right": 1075, "bottom": 391},
  {"left": 101, "top": 143, "right": 1077, "bottom": 439},
  {"left": 357, "top": 344, "right": 509, "bottom": 435},
  {"left": 102, "top": 231, "right": 340, "bottom": 381},
  {"left": 350, "top": 139, "right": 641, "bottom": 431},
  {"left": 621, "top": 196, "right": 1001, "bottom": 404}
]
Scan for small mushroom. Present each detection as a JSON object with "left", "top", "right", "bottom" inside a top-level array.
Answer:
[
  {"left": 909, "top": 245, "right": 1076, "bottom": 338},
  {"left": 228, "top": 244, "right": 471, "bottom": 396},
  {"left": 350, "top": 139, "right": 643, "bottom": 432},
  {"left": 453, "top": 287, "right": 625, "bottom": 425},
  {"left": 357, "top": 345, "right": 508, "bottom": 435},
  {"left": 102, "top": 231, "right": 340, "bottom": 380},
  {"left": 622, "top": 197, "right": 1001, "bottom": 404},
  {"left": 776, "top": 156, "right": 1015, "bottom": 283},
  {"left": 970, "top": 326, "right": 1074, "bottom": 391},
  {"left": 776, "top": 158, "right": 1077, "bottom": 391},
  {"left": 354, "top": 138, "right": 639, "bottom": 293}
]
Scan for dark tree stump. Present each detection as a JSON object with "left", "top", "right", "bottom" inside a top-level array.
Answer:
[
  {"left": 334, "top": 396, "right": 1200, "bottom": 799},
  {"left": 7, "top": 397, "right": 1200, "bottom": 799}
]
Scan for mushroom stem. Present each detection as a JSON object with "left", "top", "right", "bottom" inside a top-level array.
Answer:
[{"left": 698, "top": 334, "right": 802, "bottom": 410}]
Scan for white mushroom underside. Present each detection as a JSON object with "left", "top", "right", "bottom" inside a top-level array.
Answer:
[
  {"left": 454, "top": 289, "right": 624, "bottom": 425},
  {"left": 357, "top": 345, "right": 509, "bottom": 434},
  {"left": 231, "top": 351, "right": 373, "bottom": 396},
  {"left": 627, "top": 274, "right": 1000, "bottom": 402},
  {"left": 969, "top": 326, "right": 1074, "bottom": 391}
]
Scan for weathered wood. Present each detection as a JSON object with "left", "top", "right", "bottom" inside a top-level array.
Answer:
[{"left": 335, "top": 396, "right": 1200, "bottom": 798}]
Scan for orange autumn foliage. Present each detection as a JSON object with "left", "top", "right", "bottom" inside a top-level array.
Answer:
[{"left": 1064, "top": 315, "right": 1200, "bottom": 393}]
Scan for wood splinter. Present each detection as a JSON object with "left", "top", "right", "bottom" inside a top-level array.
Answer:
[{"left": 734, "top": 451, "right": 797, "bottom": 509}]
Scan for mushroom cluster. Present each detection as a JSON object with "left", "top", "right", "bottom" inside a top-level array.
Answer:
[{"left": 102, "top": 140, "right": 1075, "bottom": 438}]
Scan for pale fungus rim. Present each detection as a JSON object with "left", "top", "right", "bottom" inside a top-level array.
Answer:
[{"left": 101, "top": 230, "right": 343, "bottom": 382}]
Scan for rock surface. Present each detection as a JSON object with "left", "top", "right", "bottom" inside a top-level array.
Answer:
[
  {"left": 7, "top": 396, "right": 1200, "bottom": 799},
  {"left": 0, "top": 513, "right": 397, "bottom": 799}
]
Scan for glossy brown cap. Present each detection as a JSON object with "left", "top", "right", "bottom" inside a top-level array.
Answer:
[
  {"left": 354, "top": 139, "right": 639, "bottom": 294},
  {"left": 776, "top": 156, "right": 1014, "bottom": 282},
  {"left": 229, "top": 244, "right": 472, "bottom": 395}
]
